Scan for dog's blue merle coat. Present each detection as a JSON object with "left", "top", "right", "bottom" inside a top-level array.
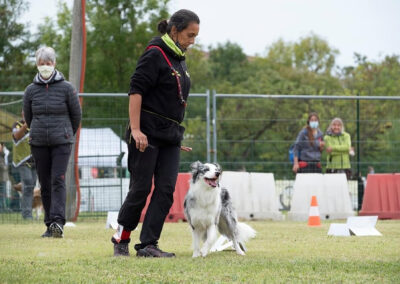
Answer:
[
  {"left": 184, "top": 161, "right": 242, "bottom": 247},
  {"left": 218, "top": 187, "right": 239, "bottom": 241}
]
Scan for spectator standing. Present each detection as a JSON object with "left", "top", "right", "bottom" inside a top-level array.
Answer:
[
  {"left": 0, "top": 142, "right": 9, "bottom": 211},
  {"left": 292, "top": 112, "right": 325, "bottom": 173},
  {"left": 12, "top": 113, "right": 37, "bottom": 220},
  {"left": 23, "top": 46, "right": 82, "bottom": 238},
  {"left": 324, "top": 117, "right": 352, "bottom": 179}
]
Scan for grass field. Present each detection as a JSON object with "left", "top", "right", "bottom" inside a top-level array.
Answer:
[{"left": 0, "top": 220, "right": 399, "bottom": 283}]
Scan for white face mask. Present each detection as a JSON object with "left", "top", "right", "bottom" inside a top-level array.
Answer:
[
  {"left": 37, "top": 65, "right": 55, "bottom": 79},
  {"left": 309, "top": 121, "right": 319, "bottom": 129}
]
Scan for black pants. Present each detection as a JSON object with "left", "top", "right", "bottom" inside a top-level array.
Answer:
[
  {"left": 117, "top": 140, "right": 180, "bottom": 249},
  {"left": 298, "top": 161, "right": 322, "bottom": 173},
  {"left": 31, "top": 144, "right": 72, "bottom": 226}
]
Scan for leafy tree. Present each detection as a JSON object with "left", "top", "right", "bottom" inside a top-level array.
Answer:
[
  {"left": 84, "top": 0, "right": 169, "bottom": 93},
  {"left": 293, "top": 33, "right": 338, "bottom": 75},
  {"left": 208, "top": 41, "right": 249, "bottom": 89},
  {"left": 0, "top": 0, "right": 35, "bottom": 92},
  {"left": 34, "top": 2, "right": 72, "bottom": 77}
]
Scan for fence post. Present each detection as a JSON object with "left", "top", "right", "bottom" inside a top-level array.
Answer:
[
  {"left": 206, "top": 90, "right": 211, "bottom": 163},
  {"left": 212, "top": 90, "right": 217, "bottom": 163}
]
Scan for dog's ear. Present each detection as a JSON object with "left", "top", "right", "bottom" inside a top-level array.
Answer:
[
  {"left": 190, "top": 161, "right": 203, "bottom": 172},
  {"left": 190, "top": 161, "right": 203, "bottom": 183}
]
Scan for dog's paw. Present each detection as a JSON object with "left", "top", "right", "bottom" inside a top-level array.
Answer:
[
  {"left": 236, "top": 250, "right": 246, "bottom": 256},
  {"left": 200, "top": 247, "right": 209, "bottom": 257},
  {"left": 192, "top": 251, "right": 201, "bottom": 258}
]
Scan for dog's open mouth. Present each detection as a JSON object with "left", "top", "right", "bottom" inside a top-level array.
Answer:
[{"left": 204, "top": 177, "right": 218, "bottom": 187}]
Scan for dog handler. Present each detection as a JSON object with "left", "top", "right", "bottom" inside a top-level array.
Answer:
[{"left": 111, "top": 9, "right": 200, "bottom": 257}]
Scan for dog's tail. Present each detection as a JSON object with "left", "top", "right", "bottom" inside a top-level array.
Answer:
[{"left": 237, "top": 222, "right": 256, "bottom": 244}]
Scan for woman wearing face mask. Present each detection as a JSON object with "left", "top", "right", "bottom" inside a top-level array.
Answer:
[
  {"left": 292, "top": 112, "right": 325, "bottom": 173},
  {"left": 23, "top": 46, "right": 82, "bottom": 238},
  {"left": 111, "top": 9, "right": 200, "bottom": 257},
  {"left": 324, "top": 118, "right": 353, "bottom": 179}
]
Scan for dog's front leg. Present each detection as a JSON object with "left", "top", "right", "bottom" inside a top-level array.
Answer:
[
  {"left": 200, "top": 225, "right": 217, "bottom": 257},
  {"left": 192, "top": 229, "right": 201, "bottom": 258}
]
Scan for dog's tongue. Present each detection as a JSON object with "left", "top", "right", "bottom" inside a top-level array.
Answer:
[{"left": 205, "top": 178, "right": 218, "bottom": 187}]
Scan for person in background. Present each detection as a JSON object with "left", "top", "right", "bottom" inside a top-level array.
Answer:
[
  {"left": 324, "top": 117, "right": 352, "bottom": 179},
  {"left": 111, "top": 9, "right": 199, "bottom": 257},
  {"left": 23, "top": 46, "right": 82, "bottom": 238},
  {"left": 292, "top": 112, "right": 325, "bottom": 173},
  {"left": 0, "top": 142, "right": 9, "bottom": 211},
  {"left": 367, "top": 166, "right": 375, "bottom": 175},
  {"left": 12, "top": 111, "right": 37, "bottom": 220},
  {"left": 7, "top": 149, "right": 21, "bottom": 212}
]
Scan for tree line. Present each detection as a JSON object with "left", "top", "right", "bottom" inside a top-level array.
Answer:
[{"left": 1, "top": 0, "right": 399, "bottom": 175}]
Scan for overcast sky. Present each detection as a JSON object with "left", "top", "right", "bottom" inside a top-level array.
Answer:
[{"left": 24, "top": 0, "right": 400, "bottom": 67}]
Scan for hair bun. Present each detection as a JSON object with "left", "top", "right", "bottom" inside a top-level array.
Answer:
[{"left": 157, "top": 20, "right": 168, "bottom": 34}]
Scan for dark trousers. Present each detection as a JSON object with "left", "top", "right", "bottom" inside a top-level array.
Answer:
[
  {"left": 17, "top": 165, "right": 37, "bottom": 219},
  {"left": 117, "top": 141, "right": 180, "bottom": 249},
  {"left": 298, "top": 161, "right": 322, "bottom": 174},
  {"left": 31, "top": 144, "right": 72, "bottom": 226}
]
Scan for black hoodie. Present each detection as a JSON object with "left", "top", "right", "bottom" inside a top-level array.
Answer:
[{"left": 128, "top": 36, "right": 191, "bottom": 145}]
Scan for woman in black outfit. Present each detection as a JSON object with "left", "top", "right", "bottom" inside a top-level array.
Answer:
[
  {"left": 111, "top": 10, "right": 200, "bottom": 257},
  {"left": 23, "top": 47, "right": 82, "bottom": 238}
]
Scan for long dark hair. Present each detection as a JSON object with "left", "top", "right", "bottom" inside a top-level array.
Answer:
[
  {"left": 157, "top": 9, "right": 200, "bottom": 34},
  {"left": 306, "top": 112, "right": 319, "bottom": 146}
]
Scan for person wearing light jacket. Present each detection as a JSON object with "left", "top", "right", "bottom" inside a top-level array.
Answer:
[
  {"left": 23, "top": 46, "right": 82, "bottom": 238},
  {"left": 324, "top": 117, "right": 353, "bottom": 179}
]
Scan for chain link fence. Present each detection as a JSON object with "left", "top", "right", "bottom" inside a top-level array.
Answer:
[{"left": 1, "top": 92, "right": 399, "bottom": 223}]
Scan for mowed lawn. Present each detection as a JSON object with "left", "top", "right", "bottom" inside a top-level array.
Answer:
[{"left": 0, "top": 220, "right": 399, "bottom": 283}]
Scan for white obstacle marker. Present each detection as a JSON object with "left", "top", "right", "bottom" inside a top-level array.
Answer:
[
  {"left": 105, "top": 211, "right": 119, "bottom": 229},
  {"left": 328, "top": 216, "right": 382, "bottom": 236},
  {"left": 210, "top": 236, "right": 233, "bottom": 252},
  {"left": 219, "top": 171, "right": 283, "bottom": 220},
  {"left": 288, "top": 173, "right": 355, "bottom": 221}
]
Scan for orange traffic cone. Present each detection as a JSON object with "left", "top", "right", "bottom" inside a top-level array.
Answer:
[{"left": 308, "top": 195, "right": 321, "bottom": 226}]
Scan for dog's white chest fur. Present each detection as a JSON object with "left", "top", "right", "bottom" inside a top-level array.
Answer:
[{"left": 186, "top": 182, "right": 221, "bottom": 230}]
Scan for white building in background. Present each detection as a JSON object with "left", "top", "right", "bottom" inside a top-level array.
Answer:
[
  {"left": 78, "top": 128, "right": 128, "bottom": 179},
  {"left": 78, "top": 128, "right": 129, "bottom": 212}
]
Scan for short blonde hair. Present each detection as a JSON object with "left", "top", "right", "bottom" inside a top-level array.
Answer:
[{"left": 35, "top": 46, "right": 56, "bottom": 65}]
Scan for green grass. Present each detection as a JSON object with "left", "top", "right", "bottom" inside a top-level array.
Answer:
[{"left": 1, "top": 220, "right": 399, "bottom": 283}]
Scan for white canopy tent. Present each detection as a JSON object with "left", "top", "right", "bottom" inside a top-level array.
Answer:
[{"left": 78, "top": 128, "right": 128, "bottom": 168}]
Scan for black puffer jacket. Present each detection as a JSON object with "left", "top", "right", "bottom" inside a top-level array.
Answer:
[{"left": 23, "top": 71, "right": 82, "bottom": 146}]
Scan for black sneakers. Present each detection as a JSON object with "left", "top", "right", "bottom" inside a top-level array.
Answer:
[
  {"left": 41, "top": 227, "right": 52, "bottom": 238},
  {"left": 49, "top": 222, "right": 64, "bottom": 238},
  {"left": 114, "top": 242, "right": 130, "bottom": 257},
  {"left": 111, "top": 236, "right": 130, "bottom": 257},
  {"left": 136, "top": 245, "right": 175, "bottom": 258}
]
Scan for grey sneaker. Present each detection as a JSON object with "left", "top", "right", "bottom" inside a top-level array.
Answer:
[
  {"left": 49, "top": 222, "right": 64, "bottom": 238},
  {"left": 136, "top": 245, "right": 175, "bottom": 258}
]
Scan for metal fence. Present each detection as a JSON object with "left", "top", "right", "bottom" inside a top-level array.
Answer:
[{"left": 1, "top": 92, "right": 399, "bottom": 223}]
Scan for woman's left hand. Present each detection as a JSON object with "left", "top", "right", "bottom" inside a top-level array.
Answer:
[
  {"left": 326, "top": 146, "right": 332, "bottom": 153},
  {"left": 180, "top": 146, "right": 192, "bottom": 152}
]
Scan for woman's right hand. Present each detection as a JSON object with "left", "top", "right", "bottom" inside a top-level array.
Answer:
[
  {"left": 131, "top": 128, "right": 148, "bottom": 152},
  {"left": 292, "top": 162, "right": 299, "bottom": 173}
]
